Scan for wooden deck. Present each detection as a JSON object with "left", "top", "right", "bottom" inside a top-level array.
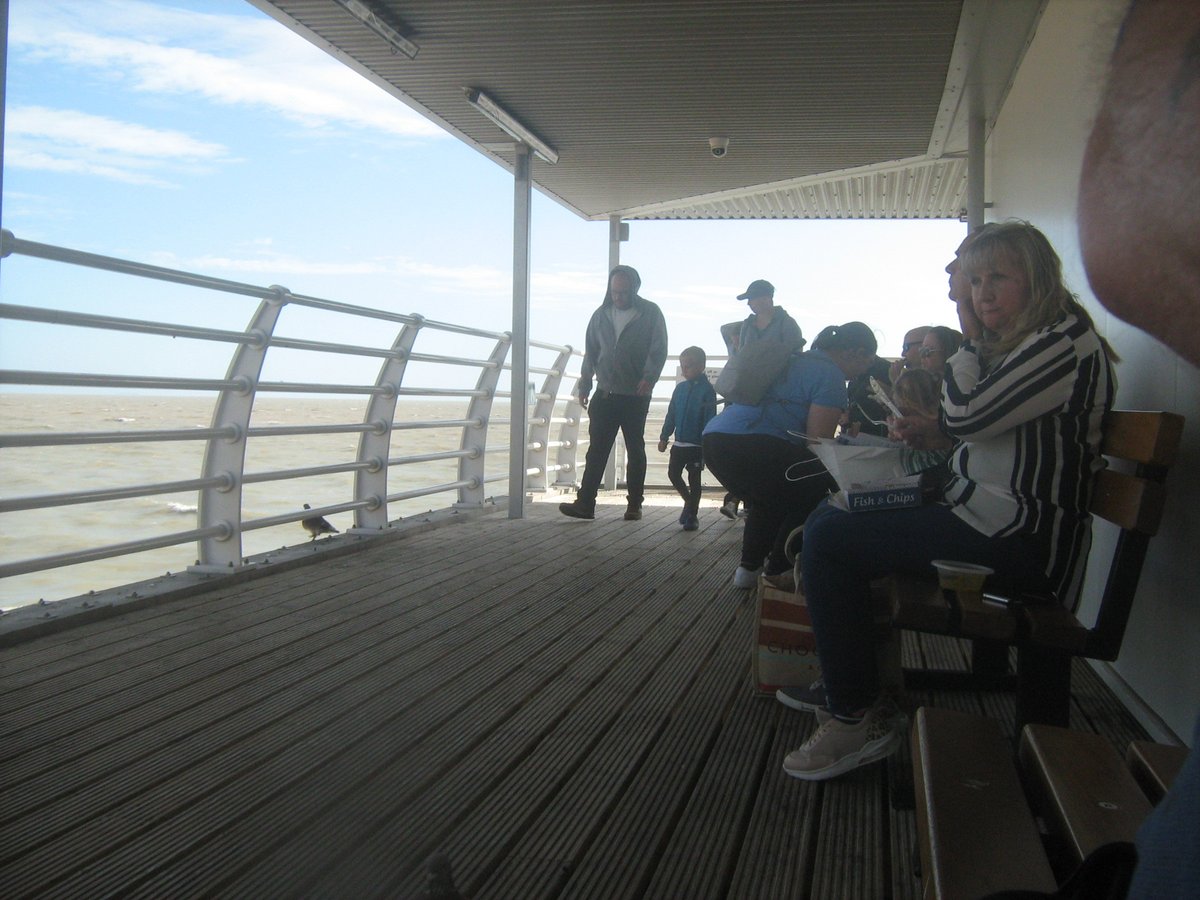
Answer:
[{"left": 0, "top": 501, "right": 1152, "bottom": 899}]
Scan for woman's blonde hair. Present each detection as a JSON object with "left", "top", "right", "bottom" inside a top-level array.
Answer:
[{"left": 960, "top": 221, "right": 1118, "bottom": 363}]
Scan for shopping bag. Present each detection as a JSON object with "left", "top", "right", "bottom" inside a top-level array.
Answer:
[
  {"left": 807, "top": 437, "right": 908, "bottom": 490},
  {"left": 752, "top": 580, "right": 821, "bottom": 694}
]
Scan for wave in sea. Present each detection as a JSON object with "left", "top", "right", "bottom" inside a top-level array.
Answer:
[{"left": 166, "top": 502, "right": 199, "bottom": 514}]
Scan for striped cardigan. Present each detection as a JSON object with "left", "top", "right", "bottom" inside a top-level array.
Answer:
[{"left": 941, "top": 314, "right": 1115, "bottom": 605}]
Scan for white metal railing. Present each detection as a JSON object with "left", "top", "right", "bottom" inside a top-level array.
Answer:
[{"left": 0, "top": 231, "right": 584, "bottom": 598}]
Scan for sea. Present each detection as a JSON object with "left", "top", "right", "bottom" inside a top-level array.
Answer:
[{"left": 0, "top": 393, "right": 546, "bottom": 611}]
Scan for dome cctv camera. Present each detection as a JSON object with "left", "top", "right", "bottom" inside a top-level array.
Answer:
[{"left": 709, "top": 137, "right": 729, "bottom": 158}]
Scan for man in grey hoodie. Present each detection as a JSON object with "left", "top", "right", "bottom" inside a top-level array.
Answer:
[{"left": 560, "top": 265, "right": 668, "bottom": 521}]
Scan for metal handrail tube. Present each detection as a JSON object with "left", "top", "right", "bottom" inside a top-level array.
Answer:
[
  {"left": 241, "top": 460, "right": 376, "bottom": 483},
  {"left": 395, "top": 387, "right": 488, "bottom": 398},
  {"left": 388, "top": 449, "right": 473, "bottom": 465},
  {"left": 0, "top": 371, "right": 239, "bottom": 391},
  {"left": 262, "top": 336, "right": 401, "bottom": 358},
  {"left": 0, "top": 524, "right": 233, "bottom": 579},
  {"left": 241, "top": 498, "right": 378, "bottom": 532},
  {"left": 392, "top": 418, "right": 483, "bottom": 430},
  {"left": 253, "top": 382, "right": 392, "bottom": 395},
  {"left": 246, "top": 422, "right": 386, "bottom": 438},
  {"left": 0, "top": 231, "right": 278, "bottom": 300},
  {"left": 0, "top": 426, "right": 238, "bottom": 448},
  {"left": 0, "top": 474, "right": 234, "bottom": 512},
  {"left": 284, "top": 289, "right": 506, "bottom": 340},
  {"left": 0, "top": 303, "right": 258, "bottom": 345},
  {"left": 404, "top": 351, "right": 500, "bottom": 368},
  {"left": 385, "top": 481, "right": 471, "bottom": 503},
  {"left": 530, "top": 338, "right": 573, "bottom": 353}
]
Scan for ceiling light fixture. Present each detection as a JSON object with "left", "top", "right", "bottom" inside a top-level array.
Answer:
[
  {"left": 334, "top": 0, "right": 419, "bottom": 59},
  {"left": 465, "top": 88, "right": 559, "bottom": 165}
]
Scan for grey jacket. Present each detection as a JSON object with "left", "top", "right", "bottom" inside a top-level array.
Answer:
[
  {"left": 576, "top": 276, "right": 668, "bottom": 397},
  {"left": 737, "top": 307, "right": 805, "bottom": 354}
]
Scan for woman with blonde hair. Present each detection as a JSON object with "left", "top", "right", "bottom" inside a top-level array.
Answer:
[{"left": 781, "top": 222, "right": 1116, "bottom": 782}]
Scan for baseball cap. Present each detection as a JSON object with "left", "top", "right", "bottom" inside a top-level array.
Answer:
[{"left": 737, "top": 279, "right": 775, "bottom": 301}]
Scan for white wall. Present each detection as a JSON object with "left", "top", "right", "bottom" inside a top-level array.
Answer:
[{"left": 987, "top": 0, "right": 1200, "bottom": 742}]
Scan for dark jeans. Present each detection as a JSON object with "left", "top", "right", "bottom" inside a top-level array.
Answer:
[
  {"left": 702, "top": 432, "right": 836, "bottom": 572},
  {"left": 801, "top": 499, "right": 1054, "bottom": 716},
  {"left": 667, "top": 445, "right": 704, "bottom": 513},
  {"left": 578, "top": 391, "right": 652, "bottom": 505}
]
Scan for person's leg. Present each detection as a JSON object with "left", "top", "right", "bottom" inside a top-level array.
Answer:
[
  {"left": 763, "top": 446, "right": 836, "bottom": 574},
  {"left": 576, "top": 392, "right": 622, "bottom": 504},
  {"left": 704, "top": 433, "right": 771, "bottom": 569},
  {"left": 801, "top": 500, "right": 1049, "bottom": 716},
  {"left": 684, "top": 449, "right": 704, "bottom": 515},
  {"left": 666, "top": 446, "right": 689, "bottom": 504},
  {"left": 730, "top": 437, "right": 833, "bottom": 575},
  {"left": 617, "top": 395, "right": 652, "bottom": 506}
]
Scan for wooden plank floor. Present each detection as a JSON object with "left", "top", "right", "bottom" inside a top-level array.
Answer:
[{"left": 0, "top": 501, "right": 1153, "bottom": 899}]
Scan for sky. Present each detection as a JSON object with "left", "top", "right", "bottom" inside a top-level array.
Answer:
[{"left": 1, "top": 0, "right": 969, "bottom": 391}]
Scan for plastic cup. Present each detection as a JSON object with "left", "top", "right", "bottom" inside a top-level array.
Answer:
[{"left": 931, "top": 560, "right": 994, "bottom": 608}]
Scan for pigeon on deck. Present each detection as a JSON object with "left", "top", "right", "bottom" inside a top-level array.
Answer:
[{"left": 301, "top": 504, "right": 339, "bottom": 541}]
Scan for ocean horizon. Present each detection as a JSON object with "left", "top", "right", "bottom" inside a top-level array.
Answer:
[{"left": 0, "top": 392, "right": 690, "bottom": 610}]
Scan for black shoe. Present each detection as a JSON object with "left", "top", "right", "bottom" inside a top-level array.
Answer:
[
  {"left": 559, "top": 500, "right": 595, "bottom": 520},
  {"left": 776, "top": 678, "right": 826, "bottom": 712},
  {"left": 623, "top": 504, "right": 642, "bottom": 521}
]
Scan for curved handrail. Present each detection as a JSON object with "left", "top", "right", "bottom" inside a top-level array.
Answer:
[{"left": 0, "top": 232, "right": 585, "bottom": 600}]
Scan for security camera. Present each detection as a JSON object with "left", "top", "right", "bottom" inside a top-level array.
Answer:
[{"left": 709, "top": 137, "right": 729, "bottom": 158}]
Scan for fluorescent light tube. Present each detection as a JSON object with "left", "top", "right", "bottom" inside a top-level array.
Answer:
[
  {"left": 335, "top": 0, "right": 419, "bottom": 59},
  {"left": 465, "top": 88, "right": 559, "bottom": 165}
]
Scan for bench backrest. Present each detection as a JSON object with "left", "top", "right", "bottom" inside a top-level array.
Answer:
[{"left": 1082, "top": 410, "right": 1184, "bottom": 658}]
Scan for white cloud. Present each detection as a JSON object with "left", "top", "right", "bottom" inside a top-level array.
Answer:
[
  {"left": 6, "top": 105, "right": 229, "bottom": 184},
  {"left": 11, "top": 0, "right": 445, "bottom": 139}
]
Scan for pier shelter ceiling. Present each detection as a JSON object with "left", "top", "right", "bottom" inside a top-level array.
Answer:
[{"left": 251, "top": 1, "right": 1044, "bottom": 221}]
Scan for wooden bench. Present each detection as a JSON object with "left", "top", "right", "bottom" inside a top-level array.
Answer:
[
  {"left": 912, "top": 706, "right": 1188, "bottom": 898},
  {"left": 878, "top": 410, "right": 1184, "bottom": 733}
]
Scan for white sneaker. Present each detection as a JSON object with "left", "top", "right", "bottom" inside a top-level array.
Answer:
[
  {"left": 732, "top": 565, "right": 761, "bottom": 589},
  {"left": 782, "top": 700, "right": 903, "bottom": 781}
]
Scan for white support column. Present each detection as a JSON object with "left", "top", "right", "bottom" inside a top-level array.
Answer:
[
  {"left": 603, "top": 216, "right": 626, "bottom": 492},
  {"left": 967, "top": 89, "right": 986, "bottom": 231},
  {"left": 508, "top": 143, "right": 533, "bottom": 518}
]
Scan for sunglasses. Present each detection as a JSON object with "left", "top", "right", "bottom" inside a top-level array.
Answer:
[
  {"left": 919, "top": 347, "right": 944, "bottom": 358},
  {"left": 902, "top": 341, "right": 923, "bottom": 352}
]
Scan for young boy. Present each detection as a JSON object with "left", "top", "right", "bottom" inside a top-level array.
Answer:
[{"left": 657, "top": 347, "right": 718, "bottom": 530}]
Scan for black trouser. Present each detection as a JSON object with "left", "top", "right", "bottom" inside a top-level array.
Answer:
[
  {"left": 667, "top": 445, "right": 704, "bottom": 514},
  {"left": 702, "top": 432, "right": 836, "bottom": 572},
  {"left": 578, "top": 391, "right": 652, "bottom": 505}
]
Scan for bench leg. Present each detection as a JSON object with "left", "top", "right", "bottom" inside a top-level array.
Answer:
[
  {"left": 1016, "top": 645, "right": 1071, "bottom": 730},
  {"left": 970, "top": 639, "right": 1010, "bottom": 684}
]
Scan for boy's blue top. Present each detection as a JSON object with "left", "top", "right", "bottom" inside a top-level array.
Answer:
[
  {"left": 703, "top": 349, "right": 847, "bottom": 443},
  {"left": 660, "top": 375, "right": 718, "bottom": 444}
]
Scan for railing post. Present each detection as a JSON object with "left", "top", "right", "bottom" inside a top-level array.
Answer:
[
  {"left": 527, "top": 346, "right": 572, "bottom": 493},
  {"left": 352, "top": 316, "right": 422, "bottom": 531},
  {"left": 457, "top": 334, "right": 511, "bottom": 506},
  {"left": 192, "top": 288, "right": 287, "bottom": 572},
  {"left": 556, "top": 394, "right": 584, "bottom": 492}
]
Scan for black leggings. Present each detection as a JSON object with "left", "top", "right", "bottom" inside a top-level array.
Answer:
[
  {"left": 702, "top": 432, "right": 836, "bottom": 572},
  {"left": 667, "top": 445, "right": 704, "bottom": 513}
]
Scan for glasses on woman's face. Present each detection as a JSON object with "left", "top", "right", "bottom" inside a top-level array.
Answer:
[{"left": 919, "top": 347, "right": 943, "bottom": 358}]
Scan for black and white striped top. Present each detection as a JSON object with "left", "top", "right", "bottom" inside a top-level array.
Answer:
[{"left": 941, "top": 314, "right": 1115, "bottom": 604}]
